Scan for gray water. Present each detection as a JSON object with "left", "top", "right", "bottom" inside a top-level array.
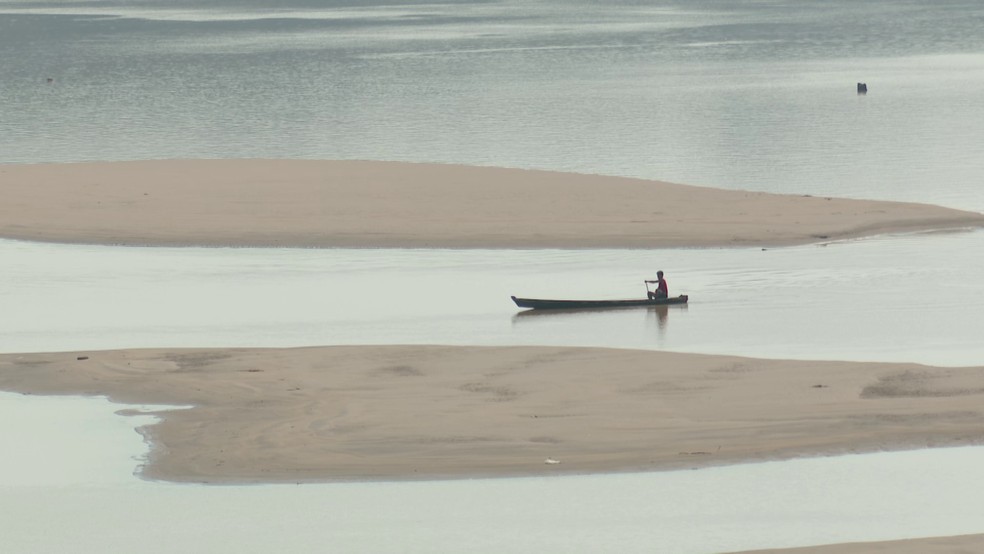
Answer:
[
  {"left": 3, "top": 0, "right": 984, "bottom": 210},
  {"left": 2, "top": 232, "right": 983, "bottom": 365}
]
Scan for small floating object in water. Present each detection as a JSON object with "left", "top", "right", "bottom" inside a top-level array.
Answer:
[
  {"left": 544, "top": 458, "right": 561, "bottom": 465},
  {"left": 857, "top": 82, "right": 868, "bottom": 94}
]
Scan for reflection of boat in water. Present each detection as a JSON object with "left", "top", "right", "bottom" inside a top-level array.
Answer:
[{"left": 511, "top": 294, "right": 688, "bottom": 311}]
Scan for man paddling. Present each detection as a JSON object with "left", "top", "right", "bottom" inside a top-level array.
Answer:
[{"left": 646, "top": 271, "right": 668, "bottom": 299}]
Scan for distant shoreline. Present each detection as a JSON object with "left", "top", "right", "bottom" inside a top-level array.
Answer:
[{"left": 2, "top": 159, "right": 982, "bottom": 249}]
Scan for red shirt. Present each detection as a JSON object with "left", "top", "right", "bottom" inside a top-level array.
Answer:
[{"left": 656, "top": 278, "right": 668, "bottom": 297}]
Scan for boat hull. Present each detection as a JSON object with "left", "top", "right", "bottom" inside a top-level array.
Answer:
[{"left": 511, "top": 294, "right": 688, "bottom": 310}]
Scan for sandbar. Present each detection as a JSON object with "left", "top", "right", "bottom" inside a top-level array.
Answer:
[
  {"left": 2, "top": 345, "right": 983, "bottom": 484},
  {"left": 2, "top": 160, "right": 982, "bottom": 248}
]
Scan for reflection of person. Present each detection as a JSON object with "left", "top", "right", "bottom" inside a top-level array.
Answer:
[
  {"left": 655, "top": 305, "right": 668, "bottom": 332},
  {"left": 646, "top": 270, "right": 668, "bottom": 299}
]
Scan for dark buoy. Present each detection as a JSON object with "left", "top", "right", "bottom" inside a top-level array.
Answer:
[{"left": 857, "top": 82, "right": 867, "bottom": 95}]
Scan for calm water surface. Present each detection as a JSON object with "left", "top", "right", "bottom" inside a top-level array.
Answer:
[
  {"left": 2, "top": 0, "right": 984, "bottom": 210},
  {"left": 3, "top": 232, "right": 982, "bottom": 365}
]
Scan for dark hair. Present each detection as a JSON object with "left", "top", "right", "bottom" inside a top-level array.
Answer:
[{"left": 657, "top": 270, "right": 664, "bottom": 277}]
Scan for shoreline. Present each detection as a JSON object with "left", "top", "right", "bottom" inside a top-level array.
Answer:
[{"left": 2, "top": 160, "right": 982, "bottom": 249}]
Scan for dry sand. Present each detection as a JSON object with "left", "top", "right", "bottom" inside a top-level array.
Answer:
[
  {"left": 4, "top": 159, "right": 984, "bottom": 552},
  {"left": 2, "top": 346, "right": 983, "bottom": 484},
  {"left": 2, "top": 159, "right": 982, "bottom": 248}
]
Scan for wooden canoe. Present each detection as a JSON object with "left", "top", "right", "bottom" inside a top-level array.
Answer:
[{"left": 511, "top": 294, "right": 688, "bottom": 310}]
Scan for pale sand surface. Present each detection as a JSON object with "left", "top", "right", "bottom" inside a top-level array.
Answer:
[
  {"left": 2, "top": 345, "right": 983, "bottom": 483},
  {"left": 734, "top": 533, "right": 984, "bottom": 553},
  {"left": 2, "top": 160, "right": 982, "bottom": 248}
]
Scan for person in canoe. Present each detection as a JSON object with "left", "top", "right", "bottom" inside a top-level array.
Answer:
[{"left": 646, "top": 270, "right": 668, "bottom": 299}]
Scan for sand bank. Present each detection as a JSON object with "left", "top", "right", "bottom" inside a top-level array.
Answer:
[
  {"left": 2, "top": 160, "right": 982, "bottom": 248},
  {"left": 2, "top": 345, "right": 983, "bottom": 483}
]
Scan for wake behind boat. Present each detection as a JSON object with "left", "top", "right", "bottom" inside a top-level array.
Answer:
[{"left": 511, "top": 294, "right": 688, "bottom": 310}]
